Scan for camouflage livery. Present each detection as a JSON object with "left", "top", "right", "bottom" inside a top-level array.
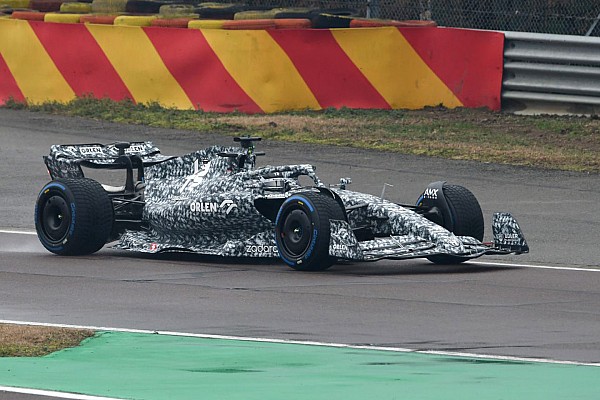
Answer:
[
  {"left": 44, "top": 142, "right": 173, "bottom": 179},
  {"left": 41, "top": 138, "right": 529, "bottom": 265}
]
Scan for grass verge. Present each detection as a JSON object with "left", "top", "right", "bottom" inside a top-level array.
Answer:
[
  {"left": 0, "top": 324, "right": 94, "bottom": 357},
  {"left": 3, "top": 98, "right": 600, "bottom": 173}
]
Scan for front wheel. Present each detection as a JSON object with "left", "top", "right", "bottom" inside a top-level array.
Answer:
[
  {"left": 35, "top": 178, "right": 114, "bottom": 256},
  {"left": 275, "top": 192, "right": 342, "bottom": 271},
  {"left": 424, "top": 184, "right": 484, "bottom": 265}
]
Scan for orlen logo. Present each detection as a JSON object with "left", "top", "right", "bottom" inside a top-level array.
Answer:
[
  {"left": 80, "top": 146, "right": 103, "bottom": 155},
  {"left": 332, "top": 243, "right": 346, "bottom": 251},
  {"left": 422, "top": 188, "right": 439, "bottom": 200},
  {"left": 190, "top": 199, "right": 237, "bottom": 215}
]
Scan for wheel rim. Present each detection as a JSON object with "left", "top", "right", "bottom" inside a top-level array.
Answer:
[
  {"left": 280, "top": 209, "right": 312, "bottom": 258},
  {"left": 41, "top": 195, "right": 70, "bottom": 242}
]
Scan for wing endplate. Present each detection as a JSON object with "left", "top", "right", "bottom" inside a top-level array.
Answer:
[{"left": 492, "top": 212, "right": 529, "bottom": 254}]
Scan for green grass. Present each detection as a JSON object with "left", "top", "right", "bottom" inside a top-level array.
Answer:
[
  {"left": 0, "top": 324, "right": 94, "bottom": 357},
  {"left": 4, "top": 98, "right": 599, "bottom": 173}
]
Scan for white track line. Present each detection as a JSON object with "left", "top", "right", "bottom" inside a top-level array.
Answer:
[
  {"left": 467, "top": 260, "right": 600, "bottom": 272},
  {"left": 1, "top": 229, "right": 599, "bottom": 272},
  {"left": 0, "top": 229, "right": 37, "bottom": 235},
  {"left": 1, "top": 319, "right": 598, "bottom": 367},
  {"left": 0, "top": 387, "right": 121, "bottom": 400}
]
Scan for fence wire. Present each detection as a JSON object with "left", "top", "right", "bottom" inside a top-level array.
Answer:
[
  {"left": 246, "top": 0, "right": 600, "bottom": 36},
  {"left": 417, "top": 0, "right": 600, "bottom": 37}
]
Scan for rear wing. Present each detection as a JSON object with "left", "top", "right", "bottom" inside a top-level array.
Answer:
[{"left": 44, "top": 142, "right": 174, "bottom": 179}]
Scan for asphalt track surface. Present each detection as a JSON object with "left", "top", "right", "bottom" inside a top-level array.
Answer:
[{"left": 1, "top": 109, "right": 599, "bottom": 390}]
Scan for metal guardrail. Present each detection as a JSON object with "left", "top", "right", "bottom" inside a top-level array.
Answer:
[{"left": 502, "top": 31, "right": 600, "bottom": 114}]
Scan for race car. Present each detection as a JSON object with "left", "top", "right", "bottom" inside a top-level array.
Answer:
[{"left": 35, "top": 137, "right": 528, "bottom": 271}]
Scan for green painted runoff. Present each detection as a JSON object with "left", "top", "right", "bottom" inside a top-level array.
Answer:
[{"left": 0, "top": 331, "right": 598, "bottom": 399}]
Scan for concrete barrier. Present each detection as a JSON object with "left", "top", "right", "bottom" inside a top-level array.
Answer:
[{"left": 0, "top": 19, "right": 504, "bottom": 112}]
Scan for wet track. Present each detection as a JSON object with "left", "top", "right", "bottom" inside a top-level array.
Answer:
[{"left": 1, "top": 108, "right": 599, "bottom": 369}]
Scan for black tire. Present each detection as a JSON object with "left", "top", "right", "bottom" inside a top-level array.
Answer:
[
  {"left": 125, "top": 0, "right": 165, "bottom": 14},
  {"left": 275, "top": 191, "right": 343, "bottom": 271},
  {"left": 195, "top": 5, "right": 247, "bottom": 20},
  {"left": 427, "top": 184, "right": 484, "bottom": 265},
  {"left": 35, "top": 178, "right": 114, "bottom": 256},
  {"left": 311, "top": 13, "right": 352, "bottom": 29}
]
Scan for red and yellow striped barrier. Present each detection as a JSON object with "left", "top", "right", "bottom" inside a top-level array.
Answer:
[{"left": 0, "top": 19, "right": 504, "bottom": 112}]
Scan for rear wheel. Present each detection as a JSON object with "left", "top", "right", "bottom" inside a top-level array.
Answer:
[
  {"left": 275, "top": 192, "right": 343, "bottom": 271},
  {"left": 35, "top": 178, "right": 113, "bottom": 256},
  {"left": 425, "top": 184, "right": 484, "bottom": 264}
]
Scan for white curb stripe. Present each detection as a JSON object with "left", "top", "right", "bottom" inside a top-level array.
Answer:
[
  {"left": 1, "top": 319, "right": 599, "bottom": 367},
  {"left": 0, "top": 386, "right": 122, "bottom": 400}
]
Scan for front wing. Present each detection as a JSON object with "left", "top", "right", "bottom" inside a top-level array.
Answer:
[{"left": 329, "top": 212, "right": 529, "bottom": 262}]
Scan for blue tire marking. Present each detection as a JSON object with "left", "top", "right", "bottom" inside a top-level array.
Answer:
[
  {"left": 69, "top": 202, "right": 76, "bottom": 236},
  {"left": 287, "top": 195, "right": 314, "bottom": 212},
  {"left": 42, "top": 244, "right": 64, "bottom": 251},
  {"left": 36, "top": 181, "right": 70, "bottom": 252},
  {"left": 276, "top": 194, "right": 315, "bottom": 225},
  {"left": 274, "top": 230, "right": 295, "bottom": 266},
  {"left": 275, "top": 194, "right": 317, "bottom": 266},
  {"left": 305, "top": 228, "right": 318, "bottom": 259},
  {"left": 42, "top": 182, "right": 66, "bottom": 192}
]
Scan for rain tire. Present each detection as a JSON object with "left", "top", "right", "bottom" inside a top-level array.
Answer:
[
  {"left": 35, "top": 178, "right": 113, "bottom": 256},
  {"left": 427, "top": 184, "right": 484, "bottom": 265},
  {"left": 275, "top": 192, "right": 342, "bottom": 271}
]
